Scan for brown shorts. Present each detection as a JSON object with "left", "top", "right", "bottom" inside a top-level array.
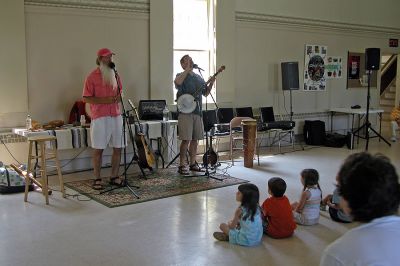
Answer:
[{"left": 178, "top": 113, "right": 204, "bottom": 140}]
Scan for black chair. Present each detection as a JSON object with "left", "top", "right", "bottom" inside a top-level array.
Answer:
[
  {"left": 260, "top": 107, "right": 275, "bottom": 124},
  {"left": 259, "top": 106, "right": 295, "bottom": 152},
  {"left": 216, "top": 107, "right": 235, "bottom": 124},
  {"left": 171, "top": 111, "right": 179, "bottom": 120},
  {"left": 202, "top": 110, "right": 217, "bottom": 133},
  {"left": 236, "top": 107, "right": 254, "bottom": 118}
]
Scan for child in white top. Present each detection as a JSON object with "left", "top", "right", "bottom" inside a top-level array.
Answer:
[{"left": 291, "top": 169, "right": 322, "bottom": 225}]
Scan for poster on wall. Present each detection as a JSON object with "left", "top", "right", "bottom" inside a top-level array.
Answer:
[
  {"left": 348, "top": 55, "right": 360, "bottom": 79},
  {"left": 326, "top": 56, "right": 342, "bottom": 79},
  {"left": 346, "top": 51, "right": 378, "bottom": 88},
  {"left": 304, "top": 44, "right": 327, "bottom": 91}
]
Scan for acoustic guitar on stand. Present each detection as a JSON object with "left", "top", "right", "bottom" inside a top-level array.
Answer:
[{"left": 128, "top": 100, "right": 156, "bottom": 170}]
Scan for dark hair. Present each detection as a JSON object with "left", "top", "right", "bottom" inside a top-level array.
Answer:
[
  {"left": 300, "top": 168, "right": 321, "bottom": 191},
  {"left": 337, "top": 152, "right": 400, "bottom": 222},
  {"left": 268, "top": 177, "right": 287, "bottom": 197},
  {"left": 180, "top": 54, "right": 189, "bottom": 64},
  {"left": 238, "top": 183, "right": 260, "bottom": 222}
]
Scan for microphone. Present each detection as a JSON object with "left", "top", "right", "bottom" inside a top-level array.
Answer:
[
  {"left": 193, "top": 64, "right": 204, "bottom": 71},
  {"left": 108, "top": 62, "right": 116, "bottom": 71}
]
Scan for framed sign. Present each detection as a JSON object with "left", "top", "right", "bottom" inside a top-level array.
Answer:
[{"left": 346, "top": 51, "right": 377, "bottom": 88}]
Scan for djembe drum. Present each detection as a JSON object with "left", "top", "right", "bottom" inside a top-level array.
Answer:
[{"left": 241, "top": 119, "right": 257, "bottom": 168}]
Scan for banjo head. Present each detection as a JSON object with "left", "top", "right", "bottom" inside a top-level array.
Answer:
[{"left": 177, "top": 94, "right": 196, "bottom": 114}]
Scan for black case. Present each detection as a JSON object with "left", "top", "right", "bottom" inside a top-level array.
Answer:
[{"left": 303, "top": 120, "right": 326, "bottom": 145}]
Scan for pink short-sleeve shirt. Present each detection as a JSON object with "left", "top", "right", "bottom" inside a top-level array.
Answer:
[{"left": 82, "top": 68, "right": 123, "bottom": 120}]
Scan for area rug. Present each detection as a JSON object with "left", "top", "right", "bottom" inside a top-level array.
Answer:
[{"left": 64, "top": 167, "right": 248, "bottom": 208}]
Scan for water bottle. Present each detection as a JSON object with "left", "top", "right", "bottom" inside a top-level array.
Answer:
[
  {"left": 80, "top": 115, "right": 86, "bottom": 127},
  {"left": 163, "top": 105, "right": 169, "bottom": 121},
  {"left": 26, "top": 115, "right": 32, "bottom": 130}
]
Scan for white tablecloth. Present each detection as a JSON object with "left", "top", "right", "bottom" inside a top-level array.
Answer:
[{"left": 13, "top": 120, "right": 178, "bottom": 163}]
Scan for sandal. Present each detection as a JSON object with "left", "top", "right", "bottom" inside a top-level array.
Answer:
[
  {"left": 92, "top": 178, "right": 104, "bottom": 190},
  {"left": 178, "top": 165, "right": 189, "bottom": 175},
  {"left": 213, "top": 232, "right": 229, "bottom": 242},
  {"left": 189, "top": 163, "right": 204, "bottom": 172},
  {"left": 109, "top": 176, "right": 124, "bottom": 187}
]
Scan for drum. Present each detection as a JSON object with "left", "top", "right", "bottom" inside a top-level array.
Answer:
[{"left": 241, "top": 119, "right": 257, "bottom": 168}]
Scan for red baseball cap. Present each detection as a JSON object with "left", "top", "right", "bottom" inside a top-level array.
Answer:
[{"left": 97, "top": 48, "right": 115, "bottom": 57}]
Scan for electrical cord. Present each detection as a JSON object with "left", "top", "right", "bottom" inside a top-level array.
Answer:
[{"left": 0, "top": 138, "right": 22, "bottom": 165}]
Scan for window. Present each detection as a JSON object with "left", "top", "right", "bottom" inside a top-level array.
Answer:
[{"left": 173, "top": 0, "right": 216, "bottom": 103}]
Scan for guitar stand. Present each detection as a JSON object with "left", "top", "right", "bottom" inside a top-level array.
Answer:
[{"left": 198, "top": 131, "right": 223, "bottom": 181}]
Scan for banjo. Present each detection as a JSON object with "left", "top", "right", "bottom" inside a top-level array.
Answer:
[{"left": 177, "top": 66, "right": 225, "bottom": 114}]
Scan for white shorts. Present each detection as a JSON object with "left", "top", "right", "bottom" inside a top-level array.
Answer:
[{"left": 90, "top": 116, "right": 127, "bottom": 149}]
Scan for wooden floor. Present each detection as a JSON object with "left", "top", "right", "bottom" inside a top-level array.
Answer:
[{"left": 0, "top": 138, "right": 398, "bottom": 266}]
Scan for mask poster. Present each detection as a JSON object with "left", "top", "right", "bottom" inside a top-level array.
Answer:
[
  {"left": 304, "top": 44, "right": 327, "bottom": 91},
  {"left": 326, "top": 56, "right": 342, "bottom": 79}
]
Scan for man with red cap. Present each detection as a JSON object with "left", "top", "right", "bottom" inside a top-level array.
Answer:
[{"left": 83, "top": 48, "right": 125, "bottom": 190}]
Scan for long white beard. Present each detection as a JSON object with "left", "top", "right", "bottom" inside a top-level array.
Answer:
[{"left": 99, "top": 62, "right": 117, "bottom": 90}]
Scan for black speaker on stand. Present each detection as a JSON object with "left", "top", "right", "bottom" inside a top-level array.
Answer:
[
  {"left": 281, "top": 62, "right": 303, "bottom": 150},
  {"left": 352, "top": 48, "right": 391, "bottom": 150},
  {"left": 281, "top": 62, "right": 299, "bottom": 121}
]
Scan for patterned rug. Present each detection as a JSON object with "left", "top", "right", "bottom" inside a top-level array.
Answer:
[{"left": 64, "top": 167, "right": 248, "bottom": 208}]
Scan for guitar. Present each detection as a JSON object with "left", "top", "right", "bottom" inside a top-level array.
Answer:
[
  {"left": 202, "top": 135, "right": 218, "bottom": 167},
  {"left": 177, "top": 66, "right": 226, "bottom": 113},
  {"left": 128, "top": 100, "right": 156, "bottom": 170}
]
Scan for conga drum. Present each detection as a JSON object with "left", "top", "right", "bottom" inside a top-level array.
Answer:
[{"left": 241, "top": 119, "right": 257, "bottom": 168}]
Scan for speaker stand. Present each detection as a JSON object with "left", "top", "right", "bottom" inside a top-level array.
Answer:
[{"left": 352, "top": 70, "right": 391, "bottom": 150}]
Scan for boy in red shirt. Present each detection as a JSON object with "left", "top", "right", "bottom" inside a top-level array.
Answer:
[{"left": 261, "top": 177, "right": 296, "bottom": 238}]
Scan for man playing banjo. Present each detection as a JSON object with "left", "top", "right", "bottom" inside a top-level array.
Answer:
[{"left": 174, "top": 55, "right": 215, "bottom": 175}]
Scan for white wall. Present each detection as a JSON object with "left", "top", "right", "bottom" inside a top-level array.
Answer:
[
  {"left": 150, "top": 0, "right": 173, "bottom": 104},
  {"left": 235, "top": 0, "right": 400, "bottom": 29},
  {"left": 24, "top": 5, "right": 150, "bottom": 124},
  {"left": 0, "top": 0, "right": 28, "bottom": 128},
  {"left": 235, "top": 20, "right": 400, "bottom": 115}
]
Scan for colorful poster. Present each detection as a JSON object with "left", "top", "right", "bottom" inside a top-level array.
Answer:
[
  {"left": 348, "top": 55, "right": 360, "bottom": 79},
  {"left": 326, "top": 56, "right": 342, "bottom": 79},
  {"left": 304, "top": 44, "right": 327, "bottom": 91}
]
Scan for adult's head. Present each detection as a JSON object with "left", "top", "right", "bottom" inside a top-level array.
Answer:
[
  {"left": 180, "top": 54, "right": 193, "bottom": 70},
  {"left": 96, "top": 48, "right": 114, "bottom": 66},
  {"left": 95, "top": 48, "right": 116, "bottom": 87},
  {"left": 337, "top": 152, "right": 400, "bottom": 222}
]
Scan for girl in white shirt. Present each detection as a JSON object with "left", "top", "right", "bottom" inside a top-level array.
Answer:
[{"left": 291, "top": 169, "right": 322, "bottom": 225}]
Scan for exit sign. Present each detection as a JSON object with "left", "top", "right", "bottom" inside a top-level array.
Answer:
[{"left": 389, "top": 39, "right": 398, "bottom": 47}]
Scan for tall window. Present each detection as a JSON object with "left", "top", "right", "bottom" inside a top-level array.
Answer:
[{"left": 173, "top": 0, "right": 216, "bottom": 102}]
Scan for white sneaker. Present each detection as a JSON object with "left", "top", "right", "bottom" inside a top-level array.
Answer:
[{"left": 390, "top": 137, "right": 397, "bottom": 142}]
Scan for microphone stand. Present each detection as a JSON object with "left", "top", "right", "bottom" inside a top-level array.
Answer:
[{"left": 100, "top": 64, "right": 140, "bottom": 198}]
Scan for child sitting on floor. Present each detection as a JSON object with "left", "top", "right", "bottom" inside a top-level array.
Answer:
[
  {"left": 291, "top": 169, "right": 322, "bottom": 225},
  {"left": 321, "top": 186, "right": 352, "bottom": 223},
  {"left": 261, "top": 177, "right": 296, "bottom": 238},
  {"left": 213, "top": 183, "right": 263, "bottom": 246}
]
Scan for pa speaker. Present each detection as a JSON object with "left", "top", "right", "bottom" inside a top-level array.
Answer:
[
  {"left": 365, "top": 48, "right": 380, "bottom": 70},
  {"left": 281, "top": 62, "right": 299, "bottom": 90}
]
